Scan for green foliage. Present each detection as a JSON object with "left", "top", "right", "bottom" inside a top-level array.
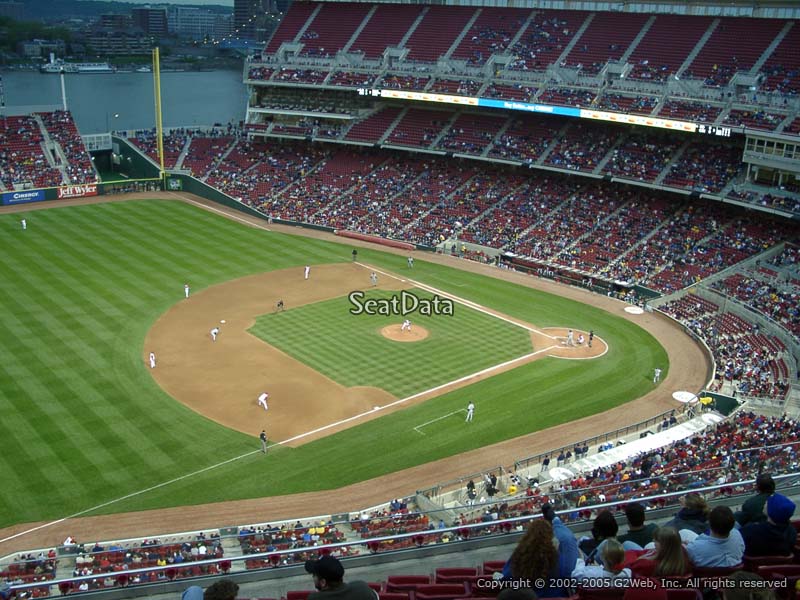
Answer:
[{"left": 0, "top": 200, "right": 668, "bottom": 526}]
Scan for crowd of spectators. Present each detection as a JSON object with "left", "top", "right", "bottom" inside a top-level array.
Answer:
[
  {"left": 660, "top": 295, "right": 790, "bottom": 400},
  {"left": 37, "top": 111, "right": 97, "bottom": 185},
  {"left": 0, "top": 115, "right": 63, "bottom": 189},
  {"left": 712, "top": 271, "right": 800, "bottom": 341}
]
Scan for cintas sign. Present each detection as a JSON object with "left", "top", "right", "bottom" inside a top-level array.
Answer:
[{"left": 58, "top": 184, "right": 99, "bottom": 199}]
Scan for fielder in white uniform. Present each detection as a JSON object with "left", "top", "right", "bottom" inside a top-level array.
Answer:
[
  {"left": 21, "top": 219, "right": 27, "bottom": 230},
  {"left": 257, "top": 392, "right": 269, "bottom": 411},
  {"left": 567, "top": 329, "right": 575, "bottom": 346},
  {"left": 304, "top": 265, "right": 310, "bottom": 280},
  {"left": 184, "top": 283, "right": 190, "bottom": 298},
  {"left": 370, "top": 272, "right": 378, "bottom": 286},
  {"left": 653, "top": 368, "right": 662, "bottom": 383},
  {"left": 465, "top": 401, "right": 475, "bottom": 422},
  {"left": 401, "top": 319, "right": 412, "bottom": 331},
  {"left": 149, "top": 352, "right": 156, "bottom": 369},
  {"left": 210, "top": 327, "right": 220, "bottom": 342}
]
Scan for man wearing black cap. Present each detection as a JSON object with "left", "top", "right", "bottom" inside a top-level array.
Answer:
[{"left": 305, "top": 555, "right": 377, "bottom": 600}]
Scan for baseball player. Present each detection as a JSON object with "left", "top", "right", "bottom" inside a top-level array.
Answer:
[
  {"left": 257, "top": 392, "right": 269, "bottom": 411},
  {"left": 465, "top": 401, "right": 475, "bottom": 422},
  {"left": 304, "top": 265, "right": 310, "bottom": 280},
  {"left": 276, "top": 299, "right": 285, "bottom": 312},
  {"left": 370, "top": 272, "right": 378, "bottom": 286},
  {"left": 259, "top": 430, "right": 268, "bottom": 454},
  {"left": 567, "top": 329, "right": 575, "bottom": 346},
  {"left": 401, "top": 319, "right": 412, "bottom": 331},
  {"left": 184, "top": 283, "right": 190, "bottom": 299},
  {"left": 588, "top": 330, "right": 594, "bottom": 348},
  {"left": 653, "top": 368, "right": 662, "bottom": 383},
  {"left": 407, "top": 256, "right": 414, "bottom": 268},
  {"left": 21, "top": 218, "right": 27, "bottom": 230},
  {"left": 577, "top": 333, "right": 585, "bottom": 345},
  {"left": 149, "top": 352, "right": 156, "bottom": 369},
  {"left": 210, "top": 327, "right": 220, "bottom": 342}
]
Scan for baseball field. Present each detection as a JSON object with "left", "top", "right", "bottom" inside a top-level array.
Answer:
[{"left": 0, "top": 196, "right": 702, "bottom": 548}]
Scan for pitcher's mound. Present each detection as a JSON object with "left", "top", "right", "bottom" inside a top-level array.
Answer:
[{"left": 381, "top": 324, "right": 429, "bottom": 342}]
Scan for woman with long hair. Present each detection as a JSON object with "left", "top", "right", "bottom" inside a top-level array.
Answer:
[
  {"left": 630, "top": 527, "right": 691, "bottom": 578},
  {"left": 501, "top": 519, "right": 571, "bottom": 598}
]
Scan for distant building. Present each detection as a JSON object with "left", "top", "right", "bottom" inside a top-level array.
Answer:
[
  {"left": 0, "top": 1, "right": 23, "bottom": 20},
  {"left": 18, "top": 39, "right": 66, "bottom": 58},
  {"left": 169, "top": 6, "right": 232, "bottom": 40},
  {"left": 132, "top": 7, "right": 168, "bottom": 37},
  {"left": 99, "top": 14, "right": 133, "bottom": 31},
  {"left": 86, "top": 29, "right": 152, "bottom": 55},
  {"left": 234, "top": 0, "right": 268, "bottom": 40}
]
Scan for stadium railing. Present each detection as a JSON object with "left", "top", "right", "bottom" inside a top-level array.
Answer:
[{"left": 7, "top": 473, "right": 800, "bottom": 599}]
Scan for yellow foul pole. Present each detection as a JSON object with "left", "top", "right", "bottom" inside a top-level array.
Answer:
[{"left": 152, "top": 47, "right": 166, "bottom": 187}]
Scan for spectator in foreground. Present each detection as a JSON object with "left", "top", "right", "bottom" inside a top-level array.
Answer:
[
  {"left": 305, "top": 555, "right": 378, "bottom": 600},
  {"left": 664, "top": 492, "right": 709, "bottom": 535},
  {"left": 722, "top": 572, "right": 777, "bottom": 600},
  {"left": 578, "top": 510, "right": 618, "bottom": 561},
  {"left": 741, "top": 493, "right": 797, "bottom": 557},
  {"left": 204, "top": 580, "right": 238, "bottom": 600},
  {"left": 541, "top": 503, "right": 579, "bottom": 575},
  {"left": 502, "top": 519, "right": 571, "bottom": 598},
  {"left": 630, "top": 527, "right": 691, "bottom": 578},
  {"left": 735, "top": 474, "right": 774, "bottom": 526},
  {"left": 618, "top": 502, "right": 658, "bottom": 549},
  {"left": 571, "top": 539, "right": 631, "bottom": 583},
  {"left": 686, "top": 506, "right": 744, "bottom": 567}
]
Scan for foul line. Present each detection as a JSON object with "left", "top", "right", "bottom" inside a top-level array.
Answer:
[
  {"left": 168, "top": 193, "right": 272, "bottom": 232},
  {"left": 358, "top": 262, "right": 556, "bottom": 340},
  {"left": 1, "top": 343, "right": 556, "bottom": 546},
  {"left": 414, "top": 409, "right": 466, "bottom": 435},
  {"left": 0, "top": 450, "right": 262, "bottom": 545}
]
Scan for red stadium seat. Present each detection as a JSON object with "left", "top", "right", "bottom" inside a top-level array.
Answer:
[
  {"left": 435, "top": 568, "right": 480, "bottom": 584},
  {"left": 286, "top": 590, "right": 314, "bottom": 600},
  {"left": 386, "top": 576, "right": 432, "bottom": 592},
  {"left": 481, "top": 562, "right": 506, "bottom": 575},
  {"left": 413, "top": 583, "right": 470, "bottom": 600}
]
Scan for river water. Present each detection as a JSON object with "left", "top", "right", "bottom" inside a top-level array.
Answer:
[{"left": 1, "top": 69, "right": 248, "bottom": 133}]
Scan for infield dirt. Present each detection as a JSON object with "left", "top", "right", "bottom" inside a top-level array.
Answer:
[{"left": 0, "top": 193, "right": 710, "bottom": 554}]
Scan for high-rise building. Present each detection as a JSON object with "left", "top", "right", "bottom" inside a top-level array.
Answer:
[
  {"left": 169, "top": 6, "right": 233, "bottom": 40},
  {"left": 132, "top": 7, "right": 169, "bottom": 37},
  {"left": 234, "top": 0, "right": 268, "bottom": 40}
]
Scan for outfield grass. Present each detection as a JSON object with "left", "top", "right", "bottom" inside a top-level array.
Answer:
[
  {"left": 0, "top": 200, "right": 668, "bottom": 527},
  {"left": 250, "top": 289, "right": 532, "bottom": 397}
]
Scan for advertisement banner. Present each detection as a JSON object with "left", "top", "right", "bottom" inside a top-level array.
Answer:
[
  {"left": 57, "top": 184, "right": 99, "bottom": 199},
  {"left": 2, "top": 189, "right": 46, "bottom": 205}
]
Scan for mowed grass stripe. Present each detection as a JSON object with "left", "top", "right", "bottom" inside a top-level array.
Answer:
[
  {"left": 250, "top": 289, "right": 532, "bottom": 397},
  {"left": 0, "top": 200, "right": 668, "bottom": 525}
]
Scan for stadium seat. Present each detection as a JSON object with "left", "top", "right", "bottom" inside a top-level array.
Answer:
[
  {"left": 691, "top": 564, "right": 743, "bottom": 588},
  {"left": 435, "top": 568, "right": 480, "bottom": 584},
  {"left": 413, "top": 583, "right": 470, "bottom": 600},
  {"left": 467, "top": 575, "right": 498, "bottom": 596},
  {"left": 286, "top": 590, "right": 314, "bottom": 600},
  {"left": 386, "top": 576, "right": 432, "bottom": 592},
  {"left": 380, "top": 593, "right": 411, "bottom": 600},
  {"left": 481, "top": 561, "right": 506, "bottom": 575},
  {"left": 744, "top": 555, "right": 795, "bottom": 572}
]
